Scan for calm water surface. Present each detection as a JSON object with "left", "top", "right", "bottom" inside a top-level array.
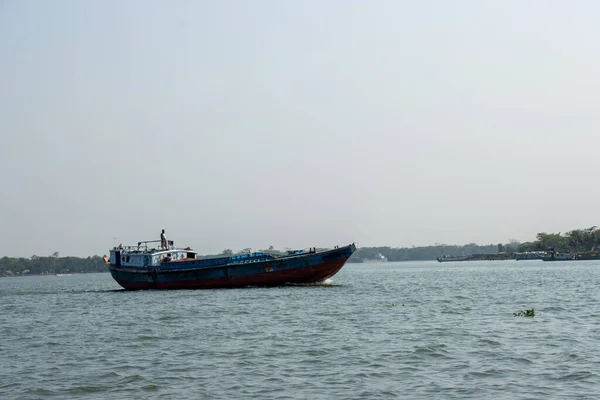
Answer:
[{"left": 1, "top": 260, "right": 600, "bottom": 399}]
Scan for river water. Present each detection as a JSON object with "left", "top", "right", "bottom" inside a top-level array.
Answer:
[{"left": 1, "top": 260, "right": 600, "bottom": 399}]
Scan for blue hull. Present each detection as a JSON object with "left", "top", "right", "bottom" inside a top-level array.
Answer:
[{"left": 109, "top": 244, "right": 356, "bottom": 290}]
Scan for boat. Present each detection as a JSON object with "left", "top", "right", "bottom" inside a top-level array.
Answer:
[
  {"left": 436, "top": 255, "right": 469, "bottom": 262},
  {"left": 437, "top": 253, "right": 516, "bottom": 262},
  {"left": 362, "top": 253, "right": 388, "bottom": 263},
  {"left": 540, "top": 249, "right": 574, "bottom": 261},
  {"left": 574, "top": 251, "right": 600, "bottom": 260},
  {"left": 515, "top": 251, "right": 545, "bottom": 261},
  {"left": 107, "top": 239, "right": 356, "bottom": 290}
]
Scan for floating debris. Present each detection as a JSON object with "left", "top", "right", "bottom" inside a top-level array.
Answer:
[{"left": 513, "top": 309, "right": 535, "bottom": 317}]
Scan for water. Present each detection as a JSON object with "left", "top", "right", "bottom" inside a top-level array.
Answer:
[{"left": 2, "top": 260, "right": 600, "bottom": 399}]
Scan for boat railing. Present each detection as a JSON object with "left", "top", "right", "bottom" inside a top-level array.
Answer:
[{"left": 114, "top": 240, "right": 179, "bottom": 253}]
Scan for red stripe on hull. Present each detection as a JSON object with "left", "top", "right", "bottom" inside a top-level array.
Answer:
[{"left": 114, "top": 257, "right": 349, "bottom": 290}]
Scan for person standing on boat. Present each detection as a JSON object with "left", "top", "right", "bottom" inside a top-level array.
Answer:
[{"left": 161, "top": 229, "right": 168, "bottom": 250}]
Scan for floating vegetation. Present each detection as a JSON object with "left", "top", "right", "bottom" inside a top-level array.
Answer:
[{"left": 513, "top": 309, "right": 535, "bottom": 318}]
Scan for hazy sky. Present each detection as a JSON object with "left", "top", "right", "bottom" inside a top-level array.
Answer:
[{"left": 2, "top": 0, "right": 600, "bottom": 257}]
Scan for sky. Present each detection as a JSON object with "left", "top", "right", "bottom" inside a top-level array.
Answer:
[{"left": 1, "top": 0, "right": 600, "bottom": 257}]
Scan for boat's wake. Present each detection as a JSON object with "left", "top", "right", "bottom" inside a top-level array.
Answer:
[
  {"left": 242, "top": 279, "right": 343, "bottom": 289},
  {"left": 285, "top": 279, "right": 342, "bottom": 287}
]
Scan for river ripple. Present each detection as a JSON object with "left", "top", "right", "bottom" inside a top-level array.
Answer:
[{"left": 1, "top": 260, "right": 600, "bottom": 399}]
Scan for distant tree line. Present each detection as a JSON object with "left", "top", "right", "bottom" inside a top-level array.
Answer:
[
  {"left": 0, "top": 253, "right": 107, "bottom": 277},
  {"left": 3, "top": 226, "right": 600, "bottom": 275},
  {"left": 517, "top": 226, "right": 600, "bottom": 253},
  {"left": 350, "top": 226, "right": 600, "bottom": 262},
  {"left": 348, "top": 242, "right": 518, "bottom": 263}
]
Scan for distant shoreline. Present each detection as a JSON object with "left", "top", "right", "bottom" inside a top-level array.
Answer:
[{"left": 3, "top": 226, "right": 599, "bottom": 276}]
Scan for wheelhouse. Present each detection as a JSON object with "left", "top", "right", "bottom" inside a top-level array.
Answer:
[{"left": 109, "top": 240, "right": 198, "bottom": 268}]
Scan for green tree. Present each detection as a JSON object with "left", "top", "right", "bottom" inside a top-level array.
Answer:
[
  {"left": 567, "top": 229, "right": 585, "bottom": 252},
  {"left": 536, "top": 232, "right": 569, "bottom": 251}
]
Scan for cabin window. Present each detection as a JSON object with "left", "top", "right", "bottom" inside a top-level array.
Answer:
[
  {"left": 126, "top": 256, "right": 130, "bottom": 263},
  {"left": 187, "top": 252, "right": 195, "bottom": 259}
]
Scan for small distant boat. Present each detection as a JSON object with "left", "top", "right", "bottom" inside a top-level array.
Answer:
[
  {"left": 540, "top": 249, "right": 574, "bottom": 261},
  {"left": 107, "top": 239, "right": 356, "bottom": 290},
  {"left": 515, "top": 251, "right": 545, "bottom": 261},
  {"left": 574, "top": 252, "right": 600, "bottom": 260},
  {"left": 362, "top": 253, "right": 388, "bottom": 263},
  {"left": 437, "top": 255, "right": 469, "bottom": 262}
]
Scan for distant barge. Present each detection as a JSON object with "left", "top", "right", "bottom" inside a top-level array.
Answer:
[
  {"left": 437, "top": 253, "right": 513, "bottom": 262},
  {"left": 438, "top": 249, "right": 593, "bottom": 262},
  {"left": 107, "top": 240, "right": 356, "bottom": 290}
]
